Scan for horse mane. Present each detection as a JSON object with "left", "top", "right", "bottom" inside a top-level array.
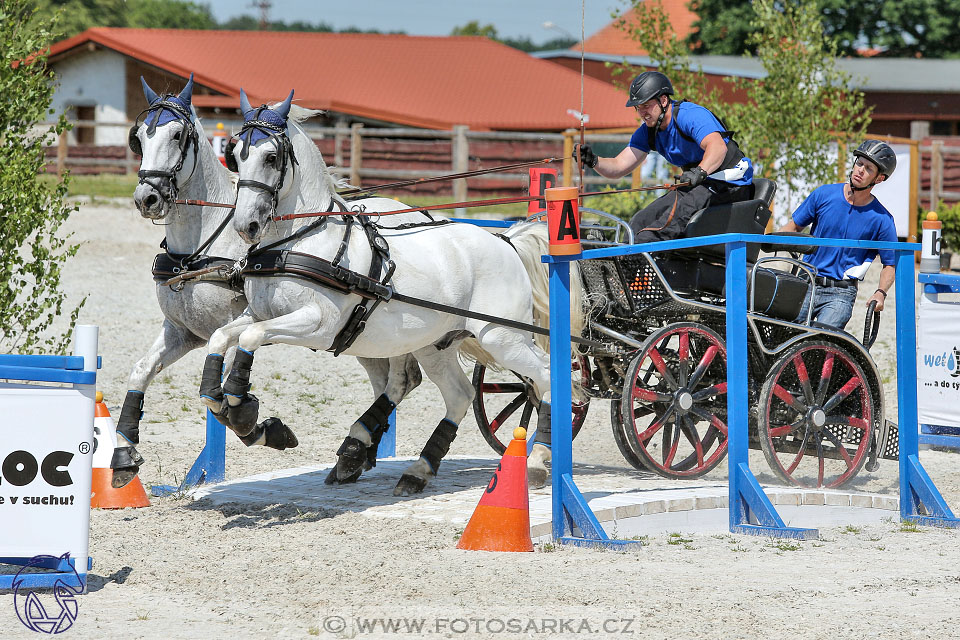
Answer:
[{"left": 283, "top": 107, "right": 344, "bottom": 205}]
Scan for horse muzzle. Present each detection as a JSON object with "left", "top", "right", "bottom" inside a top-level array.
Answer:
[{"left": 134, "top": 182, "right": 170, "bottom": 219}]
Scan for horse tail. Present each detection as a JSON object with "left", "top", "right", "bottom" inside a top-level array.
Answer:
[{"left": 502, "top": 220, "right": 586, "bottom": 351}]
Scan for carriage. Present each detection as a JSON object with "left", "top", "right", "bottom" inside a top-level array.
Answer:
[{"left": 471, "top": 178, "right": 899, "bottom": 490}]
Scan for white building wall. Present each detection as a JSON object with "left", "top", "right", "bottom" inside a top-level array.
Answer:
[{"left": 51, "top": 49, "right": 127, "bottom": 145}]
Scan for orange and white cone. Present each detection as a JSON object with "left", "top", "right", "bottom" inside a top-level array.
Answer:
[
  {"left": 457, "top": 427, "right": 533, "bottom": 552},
  {"left": 91, "top": 391, "right": 150, "bottom": 509}
]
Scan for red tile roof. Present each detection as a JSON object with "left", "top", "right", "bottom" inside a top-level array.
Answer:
[
  {"left": 50, "top": 28, "right": 638, "bottom": 131},
  {"left": 580, "top": 3, "right": 697, "bottom": 56}
]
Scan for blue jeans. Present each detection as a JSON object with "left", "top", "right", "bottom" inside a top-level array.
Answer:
[{"left": 794, "top": 284, "right": 858, "bottom": 330}]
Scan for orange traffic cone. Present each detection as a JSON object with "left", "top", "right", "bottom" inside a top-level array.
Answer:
[
  {"left": 457, "top": 427, "right": 533, "bottom": 552},
  {"left": 90, "top": 391, "right": 150, "bottom": 509}
]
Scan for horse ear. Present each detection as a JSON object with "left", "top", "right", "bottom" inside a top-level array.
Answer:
[
  {"left": 178, "top": 72, "right": 194, "bottom": 105},
  {"left": 239, "top": 88, "right": 253, "bottom": 117},
  {"left": 274, "top": 90, "right": 294, "bottom": 120},
  {"left": 141, "top": 76, "right": 160, "bottom": 104}
]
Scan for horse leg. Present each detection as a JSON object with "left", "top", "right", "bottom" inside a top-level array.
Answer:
[
  {"left": 474, "top": 327, "right": 553, "bottom": 489},
  {"left": 394, "top": 347, "right": 475, "bottom": 497},
  {"left": 111, "top": 320, "right": 204, "bottom": 488},
  {"left": 326, "top": 354, "right": 422, "bottom": 485}
]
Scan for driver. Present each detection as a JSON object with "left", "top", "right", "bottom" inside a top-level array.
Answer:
[
  {"left": 779, "top": 139, "right": 898, "bottom": 330},
  {"left": 575, "top": 71, "right": 754, "bottom": 243}
]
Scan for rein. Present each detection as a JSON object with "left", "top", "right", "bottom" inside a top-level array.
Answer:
[
  {"left": 174, "top": 182, "right": 690, "bottom": 220},
  {"left": 338, "top": 158, "right": 566, "bottom": 196}
]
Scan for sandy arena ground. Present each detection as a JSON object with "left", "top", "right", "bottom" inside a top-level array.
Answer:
[{"left": 4, "top": 198, "right": 960, "bottom": 639}]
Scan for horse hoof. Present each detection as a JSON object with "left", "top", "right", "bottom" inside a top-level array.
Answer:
[
  {"left": 261, "top": 417, "right": 298, "bottom": 450},
  {"left": 110, "top": 466, "right": 139, "bottom": 489},
  {"left": 324, "top": 465, "right": 361, "bottom": 485},
  {"left": 226, "top": 393, "right": 260, "bottom": 436},
  {"left": 393, "top": 473, "right": 428, "bottom": 496},
  {"left": 527, "top": 465, "right": 549, "bottom": 490}
]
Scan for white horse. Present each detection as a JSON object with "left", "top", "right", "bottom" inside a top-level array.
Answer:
[
  {"left": 203, "top": 89, "right": 578, "bottom": 494},
  {"left": 122, "top": 75, "right": 425, "bottom": 488}
]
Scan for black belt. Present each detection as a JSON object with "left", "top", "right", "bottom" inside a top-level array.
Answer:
[{"left": 814, "top": 275, "right": 857, "bottom": 289}]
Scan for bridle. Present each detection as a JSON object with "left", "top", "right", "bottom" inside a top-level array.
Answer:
[
  {"left": 129, "top": 97, "right": 199, "bottom": 210},
  {"left": 227, "top": 106, "right": 298, "bottom": 220}
]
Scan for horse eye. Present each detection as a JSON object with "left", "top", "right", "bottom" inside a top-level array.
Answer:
[
  {"left": 265, "top": 153, "right": 277, "bottom": 166},
  {"left": 173, "top": 131, "right": 181, "bottom": 140}
]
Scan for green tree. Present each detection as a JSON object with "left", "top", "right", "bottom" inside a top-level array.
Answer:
[
  {"left": 450, "top": 21, "right": 499, "bottom": 39},
  {"left": 1, "top": 1, "right": 84, "bottom": 353},
  {"left": 126, "top": 0, "right": 217, "bottom": 30},
  {"left": 689, "top": 0, "right": 960, "bottom": 58},
  {"left": 612, "top": 0, "right": 870, "bottom": 200}
]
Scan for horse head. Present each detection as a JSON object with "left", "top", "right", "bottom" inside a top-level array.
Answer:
[
  {"left": 230, "top": 88, "right": 299, "bottom": 243},
  {"left": 132, "top": 73, "right": 199, "bottom": 219}
]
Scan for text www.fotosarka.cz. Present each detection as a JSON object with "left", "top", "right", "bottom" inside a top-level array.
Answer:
[{"left": 319, "top": 614, "right": 638, "bottom": 635}]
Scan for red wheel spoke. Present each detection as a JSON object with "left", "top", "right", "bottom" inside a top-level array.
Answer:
[
  {"left": 678, "top": 331, "right": 690, "bottom": 386},
  {"left": 647, "top": 348, "right": 679, "bottom": 389},
  {"left": 814, "top": 353, "right": 834, "bottom": 405},
  {"left": 785, "top": 430, "right": 811, "bottom": 474},
  {"left": 773, "top": 383, "right": 808, "bottom": 412},
  {"left": 636, "top": 407, "right": 675, "bottom": 442},
  {"left": 792, "top": 353, "right": 815, "bottom": 405},
  {"left": 768, "top": 419, "right": 802, "bottom": 438},
  {"left": 689, "top": 406, "right": 728, "bottom": 435},
  {"left": 821, "top": 428, "right": 854, "bottom": 468},
  {"left": 680, "top": 415, "right": 704, "bottom": 467},
  {"left": 816, "top": 438, "right": 825, "bottom": 487},
  {"left": 822, "top": 376, "right": 863, "bottom": 412},
  {"left": 692, "top": 381, "right": 726, "bottom": 401},
  {"left": 688, "top": 345, "right": 719, "bottom": 389},
  {"left": 662, "top": 422, "right": 681, "bottom": 467},
  {"left": 826, "top": 416, "right": 869, "bottom": 431},
  {"left": 632, "top": 386, "right": 671, "bottom": 403},
  {"left": 489, "top": 394, "right": 527, "bottom": 434}
]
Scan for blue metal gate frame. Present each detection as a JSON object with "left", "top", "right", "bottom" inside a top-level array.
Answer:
[{"left": 544, "top": 233, "right": 960, "bottom": 547}]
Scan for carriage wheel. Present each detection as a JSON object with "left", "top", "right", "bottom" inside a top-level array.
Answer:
[
  {"left": 610, "top": 400, "right": 648, "bottom": 471},
  {"left": 618, "top": 323, "right": 729, "bottom": 479},
  {"left": 758, "top": 340, "right": 874, "bottom": 489},
  {"left": 472, "top": 357, "right": 590, "bottom": 455}
]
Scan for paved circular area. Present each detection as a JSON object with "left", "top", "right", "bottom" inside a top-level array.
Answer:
[{"left": 191, "top": 456, "right": 901, "bottom": 542}]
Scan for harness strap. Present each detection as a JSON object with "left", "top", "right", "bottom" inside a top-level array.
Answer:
[{"left": 647, "top": 100, "right": 745, "bottom": 173}]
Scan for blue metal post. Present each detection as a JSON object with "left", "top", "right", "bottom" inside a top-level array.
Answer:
[
  {"left": 548, "top": 259, "right": 574, "bottom": 540},
  {"left": 546, "top": 256, "right": 639, "bottom": 549},
  {"left": 379, "top": 411, "right": 397, "bottom": 458},
  {"left": 896, "top": 250, "right": 960, "bottom": 526},
  {"left": 152, "top": 409, "right": 226, "bottom": 496},
  {"left": 725, "top": 241, "right": 816, "bottom": 539}
]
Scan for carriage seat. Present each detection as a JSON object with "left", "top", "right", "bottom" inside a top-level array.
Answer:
[
  {"left": 657, "top": 257, "right": 810, "bottom": 321},
  {"left": 654, "top": 178, "right": 809, "bottom": 321}
]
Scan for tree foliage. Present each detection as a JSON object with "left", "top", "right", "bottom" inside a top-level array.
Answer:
[
  {"left": 450, "top": 20, "right": 576, "bottom": 52},
  {"left": 1, "top": 1, "right": 84, "bottom": 353},
  {"left": 689, "top": 0, "right": 960, "bottom": 58},
  {"left": 611, "top": 0, "right": 870, "bottom": 200}
]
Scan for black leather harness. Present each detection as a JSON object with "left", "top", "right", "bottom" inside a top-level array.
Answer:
[{"left": 241, "top": 205, "right": 395, "bottom": 356}]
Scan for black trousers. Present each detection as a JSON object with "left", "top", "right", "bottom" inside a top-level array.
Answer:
[{"left": 628, "top": 182, "right": 752, "bottom": 243}]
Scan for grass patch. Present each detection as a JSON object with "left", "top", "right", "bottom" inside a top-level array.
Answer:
[
  {"left": 768, "top": 540, "right": 802, "bottom": 552},
  {"left": 42, "top": 173, "right": 139, "bottom": 199},
  {"left": 307, "top": 626, "right": 320, "bottom": 636},
  {"left": 842, "top": 525, "right": 862, "bottom": 535},
  {"left": 667, "top": 532, "right": 693, "bottom": 546},
  {"left": 900, "top": 520, "right": 924, "bottom": 533}
]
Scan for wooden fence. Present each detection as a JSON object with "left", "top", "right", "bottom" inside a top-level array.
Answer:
[{"left": 43, "top": 121, "right": 960, "bottom": 208}]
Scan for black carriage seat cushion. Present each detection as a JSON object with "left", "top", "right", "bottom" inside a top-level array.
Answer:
[
  {"left": 680, "top": 198, "right": 773, "bottom": 263},
  {"left": 750, "top": 178, "right": 777, "bottom": 208},
  {"left": 684, "top": 260, "right": 809, "bottom": 321}
]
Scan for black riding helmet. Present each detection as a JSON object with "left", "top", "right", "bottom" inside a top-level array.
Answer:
[
  {"left": 853, "top": 139, "right": 897, "bottom": 178},
  {"left": 625, "top": 71, "right": 674, "bottom": 107}
]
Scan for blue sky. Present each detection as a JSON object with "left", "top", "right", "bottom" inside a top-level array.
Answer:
[{"left": 202, "top": 0, "right": 622, "bottom": 42}]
